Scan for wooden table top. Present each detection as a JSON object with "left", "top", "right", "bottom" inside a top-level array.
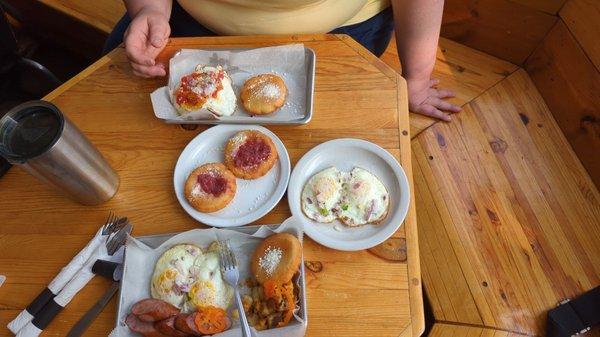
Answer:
[{"left": 0, "top": 35, "right": 423, "bottom": 337}]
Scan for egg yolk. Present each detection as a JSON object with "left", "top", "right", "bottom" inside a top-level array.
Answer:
[{"left": 189, "top": 280, "right": 217, "bottom": 307}]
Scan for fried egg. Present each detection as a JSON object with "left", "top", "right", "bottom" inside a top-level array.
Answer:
[
  {"left": 202, "top": 69, "right": 236, "bottom": 117},
  {"left": 172, "top": 65, "right": 236, "bottom": 118},
  {"left": 336, "top": 167, "right": 389, "bottom": 226},
  {"left": 301, "top": 167, "right": 343, "bottom": 222},
  {"left": 187, "top": 243, "right": 233, "bottom": 311},
  {"left": 151, "top": 244, "right": 203, "bottom": 308},
  {"left": 151, "top": 242, "right": 233, "bottom": 312}
]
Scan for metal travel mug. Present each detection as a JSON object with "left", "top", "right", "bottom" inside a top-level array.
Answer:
[{"left": 0, "top": 100, "right": 119, "bottom": 205}]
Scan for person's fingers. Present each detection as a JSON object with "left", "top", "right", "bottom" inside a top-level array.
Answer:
[
  {"left": 132, "top": 69, "right": 153, "bottom": 78},
  {"left": 428, "top": 97, "right": 462, "bottom": 113},
  {"left": 148, "top": 16, "right": 170, "bottom": 48},
  {"left": 435, "top": 88, "right": 456, "bottom": 99},
  {"left": 429, "top": 78, "right": 440, "bottom": 87},
  {"left": 124, "top": 18, "right": 155, "bottom": 66},
  {"left": 418, "top": 103, "right": 451, "bottom": 122},
  {"left": 131, "top": 62, "right": 166, "bottom": 77}
]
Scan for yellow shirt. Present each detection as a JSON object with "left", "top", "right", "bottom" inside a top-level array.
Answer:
[{"left": 176, "top": 0, "right": 390, "bottom": 35}]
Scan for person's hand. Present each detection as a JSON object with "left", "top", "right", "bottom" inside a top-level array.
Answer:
[
  {"left": 124, "top": 7, "right": 170, "bottom": 78},
  {"left": 407, "top": 77, "right": 461, "bottom": 121}
]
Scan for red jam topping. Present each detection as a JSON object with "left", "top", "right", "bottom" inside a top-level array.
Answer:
[
  {"left": 234, "top": 139, "right": 271, "bottom": 168},
  {"left": 197, "top": 173, "right": 227, "bottom": 196},
  {"left": 176, "top": 70, "right": 225, "bottom": 108}
]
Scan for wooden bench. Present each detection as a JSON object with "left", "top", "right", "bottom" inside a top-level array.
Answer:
[
  {"left": 385, "top": 28, "right": 600, "bottom": 336},
  {"left": 8, "top": 1, "right": 600, "bottom": 336}
]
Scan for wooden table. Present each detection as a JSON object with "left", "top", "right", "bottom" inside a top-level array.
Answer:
[{"left": 0, "top": 35, "right": 423, "bottom": 337}]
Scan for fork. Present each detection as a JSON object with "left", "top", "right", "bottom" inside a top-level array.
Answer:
[
  {"left": 101, "top": 211, "right": 117, "bottom": 235},
  {"left": 102, "top": 212, "right": 128, "bottom": 237},
  {"left": 218, "top": 240, "right": 253, "bottom": 337},
  {"left": 106, "top": 221, "right": 132, "bottom": 255}
]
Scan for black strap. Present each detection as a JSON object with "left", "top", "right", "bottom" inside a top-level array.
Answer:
[
  {"left": 25, "top": 288, "right": 54, "bottom": 316},
  {"left": 547, "top": 286, "right": 600, "bottom": 337},
  {"left": 92, "top": 259, "right": 122, "bottom": 281},
  {"left": 31, "top": 299, "right": 63, "bottom": 330}
]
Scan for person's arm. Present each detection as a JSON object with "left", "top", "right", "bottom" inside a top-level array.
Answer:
[
  {"left": 123, "top": 0, "right": 173, "bottom": 77},
  {"left": 391, "top": 0, "right": 461, "bottom": 121}
]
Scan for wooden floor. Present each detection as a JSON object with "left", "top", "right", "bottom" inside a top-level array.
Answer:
[{"left": 8, "top": 1, "right": 600, "bottom": 336}]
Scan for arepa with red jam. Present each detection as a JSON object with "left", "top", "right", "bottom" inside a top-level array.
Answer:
[
  {"left": 184, "top": 163, "right": 237, "bottom": 212},
  {"left": 224, "top": 130, "right": 278, "bottom": 180}
]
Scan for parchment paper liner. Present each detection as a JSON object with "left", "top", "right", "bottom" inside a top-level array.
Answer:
[{"left": 111, "top": 217, "right": 307, "bottom": 337}]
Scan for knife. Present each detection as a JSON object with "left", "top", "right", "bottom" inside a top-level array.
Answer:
[{"left": 66, "top": 281, "right": 120, "bottom": 337}]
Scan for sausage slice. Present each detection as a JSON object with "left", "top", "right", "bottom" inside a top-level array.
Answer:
[
  {"left": 154, "top": 316, "right": 191, "bottom": 337},
  {"left": 174, "top": 314, "right": 202, "bottom": 336},
  {"left": 131, "top": 299, "right": 180, "bottom": 322},
  {"left": 125, "top": 314, "right": 170, "bottom": 337}
]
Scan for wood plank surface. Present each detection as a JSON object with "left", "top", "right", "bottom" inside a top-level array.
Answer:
[
  {"left": 37, "top": 0, "right": 124, "bottom": 33},
  {"left": 442, "top": 0, "right": 557, "bottom": 64},
  {"left": 0, "top": 35, "right": 421, "bottom": 337},
  {"left": 381, "top": 36, "right": 517, "bottom": 137},
  {"left": 524, "top": 21, "right": 600, "bottom": 187},
  {"left": 560, "top": 0, "right": 600, "bottom": 72},
  {"left": 412, "top": 69, "right": 600, "bottom": 335},
  {"left": 509, "top": 0, "right": 567, "bottom": 15},
  {"left": 396, "top": 75, "right": 425, "bottom": 337},
  {"left": 413, "top": 147, "right": 484, "bottom": 325},
  {"left": 429, "top": 323, "right": 528, "bottom": 337}
]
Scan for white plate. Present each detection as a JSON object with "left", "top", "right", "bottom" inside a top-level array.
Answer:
[
  {"left": 174, "top": 124, "right": 290, "bottom": 227},
  {"left": 287, "top": 139, "right": 410, "bottom": 251}
]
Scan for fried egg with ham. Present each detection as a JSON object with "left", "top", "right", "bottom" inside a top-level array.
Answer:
[
  {"left": 336, "top": 167, "right": 389, "bottom": 226},
  {"left": 151, "top": 244, "right": 202, "bottom": 308},
  {"left": 186, "top": 243, "right": 233, "bottom": 311},
  {"left": 151, "top": 242, "right": 233, "bottom": 312},
  {"left": 301, "top": 167, "right": 343, "bottom": 222},
  {"left": 301, "top": 167, "right": 389, "bottom": 226}
]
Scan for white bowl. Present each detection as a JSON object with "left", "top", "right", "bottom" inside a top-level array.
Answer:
[
  {"left": 287, "top": 139, "right": 410, "bottom": 251},
  {"left": 174, "top": 124, "right": 290, "bottom": 227}
]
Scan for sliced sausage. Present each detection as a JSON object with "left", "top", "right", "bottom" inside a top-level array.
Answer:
[
  {"left": 131, "top": 299, "right": 180, "bottom": 322},
  {"left": 174, "top": 314, "right": 202, "bottom": 336},
  {"left": 125, "top": 313, "right": 169, "bottom": 337},
  {"left": 154, "top": 316, "right": 191, "bottom": 337}
]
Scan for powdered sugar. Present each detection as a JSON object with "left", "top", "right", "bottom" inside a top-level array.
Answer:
[
  {"left": 258, "top": 83, "right": 281, "bottom": 99},
  {"left": 245, "top": 76, "right": 284, "bottom": 102},
  {"left": 258, "top": 246, "right": 283, "bottom": 276},
  {"left": 229, "top": 132, "right": 247, "bottom": 157},
  {"left": 191, "top": 185, "right": 204, "bottom": 198}
]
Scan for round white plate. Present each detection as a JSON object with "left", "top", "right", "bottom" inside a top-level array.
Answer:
[
  {"left": 174, "top": 124, "right": 290, "bottom": 227},
  {"left": 288, "top": 139, "right": 410, "bottom": 251}
]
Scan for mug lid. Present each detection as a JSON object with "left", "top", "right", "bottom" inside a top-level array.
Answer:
[{"left": 0, "top": 100, "right": 64, "bottom": 163}]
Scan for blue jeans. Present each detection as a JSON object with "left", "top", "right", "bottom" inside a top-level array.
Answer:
[{"left": 103, "top": 3, "right": 394, "bottom": 57}]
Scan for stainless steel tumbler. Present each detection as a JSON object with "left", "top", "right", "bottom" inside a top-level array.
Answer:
[{"left": 0, "top": 100, "right": 119, "bottom": 205}]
